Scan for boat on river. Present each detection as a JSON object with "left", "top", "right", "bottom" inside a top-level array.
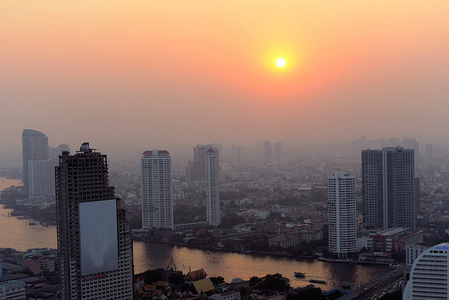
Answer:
[
  {"left": 309, "top": 279, "right": 326, "bottom": 284},
  {"left": 294, "top": 272, "right": 305, "bottom": 278}
]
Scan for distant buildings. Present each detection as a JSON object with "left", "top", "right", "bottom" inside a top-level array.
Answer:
[
  {"left": 425, "top": 143, "right": 433, "bottom": 162},
  {"left": 22, "top": 130, "right": 70, "bottom": 201},
  {"left": 274, "top": 142, "right": 282, "bottom": 162},
  {"left": 22, "top": 129, "right": 49, "bottom": 195},
  {"left": 206, "top": 147, "right": 220, "bottom": 226},
  {"left": 263, "top": 141, "right": 272, "bottom": 163},
  {"left": 328, "top": 173, "right": 356, "bottom": 258},
  {"left": 186, "top": 145, "right": 211, "bottom": 182},
  {"left": 403, "top": 243, "right": 449, "bottom": 299},
  {"left": 352, "top": 136, "right": 419, "bottom": 159},
  {"left": 27, "top": 159, "right": 58, "bottom": 201},
  {"left": 55, "top": 143, "right": 133, "bottom": 299},
  {"left": 232, "top": 145, "right": 243, "bottom": 165},
  {"left": 141, "top": 150, "right": 173, "bottom": 230},
  {"left": 362, "top": 147, "right": 416, "bottom": 231},
  {"left": 49, "top": 144, "right": 70, "bottom": 160}
]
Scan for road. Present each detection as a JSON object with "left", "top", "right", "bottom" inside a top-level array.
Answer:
[{"left": 340, "top": 267, "right": 403, "bottom": 300}]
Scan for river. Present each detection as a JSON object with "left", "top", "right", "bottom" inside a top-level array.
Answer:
[{"left": 0, "top": 177, "right": 388, "bottom": 289}]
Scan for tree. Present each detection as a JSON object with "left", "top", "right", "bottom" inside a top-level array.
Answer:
[
  {"left": 262, "top": 273, "right": 290, "bottom": 292},
  {"left": 210, "top": 276, "right": 225, "bottom": 286},
  {"left": 249, "top": 276, "right": 262, "bottom": 287}
]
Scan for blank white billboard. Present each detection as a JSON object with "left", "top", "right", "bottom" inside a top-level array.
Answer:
[{"left": 79, "top": 199, "right": 118, "bottom": 276}]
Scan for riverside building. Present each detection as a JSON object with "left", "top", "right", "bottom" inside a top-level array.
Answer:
[
  {"left": 141, "top": 150, "right": 173, "bottom": 230},
  {"left": 403, "top": 243, "right": 449, "bottom": 299},
  {"left": 206, "top": 147, "right": 220, "bottom": 226},
  {"left": 328, "top": 173, "right": 356, "bottom": 258},
  {"left": 56, "top": 143, "right": 133, "bottom": 299},
  {"left": 22, "top": 129, "right": 49, "bottom": 195},
  {"left": 362, "top": 147, "right": 416, "bottom": 231}
]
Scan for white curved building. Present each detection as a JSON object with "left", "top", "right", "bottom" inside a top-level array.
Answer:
[{"left": 403, "top": 243, "right": 449, "bottom": 299}]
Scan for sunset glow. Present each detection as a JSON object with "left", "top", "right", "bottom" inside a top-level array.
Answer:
[
  {"left": 276, "top": 58, "right": 286, "bottom": 68},
  {"left": 1, "top": 1, "right": 449, "bottom": 157}
]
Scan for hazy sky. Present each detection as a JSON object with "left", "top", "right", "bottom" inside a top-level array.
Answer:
[{"left": 2, "top": 1, "right": 449, "bottom": 162}]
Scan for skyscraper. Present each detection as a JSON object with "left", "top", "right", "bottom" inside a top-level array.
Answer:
[
  {"left": 28, "top": 159, "right": 58, "bottom": 200},
  {"left": 141, "top": 150, "right": 173, "bottom": 230},
  {"left": 22, "top": 129, "right": 49, "bottom": 195},
  {"left": 206, "top": 147, "right": 220, "bottom": 226},
  {"left": 362, "top": 146, "right": 416, "bottom": 231},
  {"left": 263, "top": 141, "right": 272, "bottom": 163},
  {"left": 56, "top": 143, "right": 133, "bottom": 300},
  {"left": 328, "top": 173, "right": 356, "bottom": 258},
  {"left": 186, "top": 144, "right": 211, "bottom": 182},
  {"left": 274, "top": 142, "right": 282, "bottom": 162}
]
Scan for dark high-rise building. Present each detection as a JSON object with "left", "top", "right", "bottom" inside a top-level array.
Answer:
[
  {"left": 56, "top": 143, "right": 133, "bottom": 299},
  {"left": 22, "top": 129, "right": 49, "bottom": 195},
  {"left": 362, "top": 147, "right": 416, "bottom": 231}
]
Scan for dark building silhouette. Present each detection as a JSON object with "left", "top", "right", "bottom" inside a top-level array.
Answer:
[
  {"left": 362, "top": 147, "right": 416, "bottom": 231},
  {"left": 56, "top": 143, "right": 133, "bottom": 299}
]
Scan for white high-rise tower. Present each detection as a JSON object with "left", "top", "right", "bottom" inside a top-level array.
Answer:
[
  {"left": 22, "top": 129, "right": 49, "bottom": 195},
  {"left": 328, "top": 173, "right": 356, "bottom": 258},
  {"left": 206, "top": 147, "right": 220, "bottom": 226},
  {"left": 141, "top": 150, "right": 173, "bottom": 230}
]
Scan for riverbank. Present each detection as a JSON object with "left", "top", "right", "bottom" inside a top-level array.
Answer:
[{"left": 158, "top": 240, "right": 315, "bottom": 259}]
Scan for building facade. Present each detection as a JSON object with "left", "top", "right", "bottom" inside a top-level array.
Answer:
[
  {"left": 186, "top": 144, "right": 211, "bottom": 182},
  {"left": 141, "top": 150, "right": 173, "bottom": 230},
  {"left": 206, "top": 147, "right": 220, "bottom": 226},
  {"left": 22, "top": 129, "right": 49, "bottom": 195},
  {"left": 328, "top": 173, "right": 356, "bottom": 258},
  {"left": 0, "top": 280, "right": 25, "bottom": 300},
  {"left": 362, "top": 147, "right": 416, "bottom": 231},
  {"left": 28, "top": 159, "right": 58, "bottom": 200},
  {"left": 56, "top": 143, "right": 133, "bottom": 300},
  {"left": 403, "top": 243, "right": 449, "bottom": 299}
]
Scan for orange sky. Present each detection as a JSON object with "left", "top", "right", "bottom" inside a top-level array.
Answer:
[{"left": 1, "top": 1, "right": 449, "bottom": 161}]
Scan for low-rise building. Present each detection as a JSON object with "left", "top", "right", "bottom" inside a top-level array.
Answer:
[
  {"left": 0, "top": 280, "right": 26, "bottom": 300},
  {"left": 363, "top": 228, "right": 423, "bottom": 252},
  {"left": 210, "top": 291, "right": 241, "bottom": 300}
]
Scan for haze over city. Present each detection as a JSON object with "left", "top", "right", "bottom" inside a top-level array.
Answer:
[{"left": 2, "top": 1, "right": 449, "bottom": 162}]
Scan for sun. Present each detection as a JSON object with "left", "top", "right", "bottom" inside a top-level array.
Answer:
[{"left": 276, "top": 58, "right": 286, "bottom": 68}]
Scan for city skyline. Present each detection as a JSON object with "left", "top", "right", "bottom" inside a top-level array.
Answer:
[{"left": 2, "top": 2, "right": 449, "bottom": 163}]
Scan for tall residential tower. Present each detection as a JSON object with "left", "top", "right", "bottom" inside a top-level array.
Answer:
[
  {"left": 328, "top": 173, "right": 356, "bottom": 258},
  {"left": 206, "top": 147, "right": 220, "bottom": 226},
  {"left": 141, "top": 150, "right": 173, "bottom": 230},
  {"left": 362, "top": 147, "right": 416, "bottom": 231},
  {"left": 56, "top": 143, "right": 133, "bottom": 299}
]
